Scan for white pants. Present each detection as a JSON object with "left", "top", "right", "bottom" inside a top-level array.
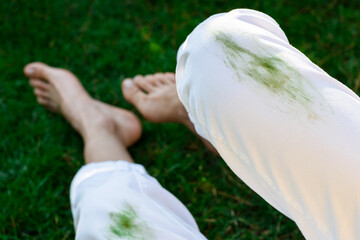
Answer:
[
  {"left": 71, "top": 161, "right": 207, "bottom": 239},
  {"left": 71, "top": 9, "right": 360, "bottom": 240}
]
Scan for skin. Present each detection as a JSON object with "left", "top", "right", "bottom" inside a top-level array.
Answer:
[
  {"left": 24, "top": 62, "right": 219, "bottom": 237},
  {"left": 23, "top": 62, "right": 217, "bottom": 166},
  {"left": 122, "top": 73, "right": 218, "bottom": 154}
]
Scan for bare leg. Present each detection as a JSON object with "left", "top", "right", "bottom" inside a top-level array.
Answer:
[
  {"left": 24, "top": 62, "right": 142, "bottom": 164},
  {"left": 121, "top": 73, "right": 218, "bottom": 154}
]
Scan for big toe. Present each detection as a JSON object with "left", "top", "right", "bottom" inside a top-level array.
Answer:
[
  {"left": 122, "top": 79, "right": 147, "bottom": 108},
  {"left": 24, "top": 62, "right": 52, "bottom": 79}
]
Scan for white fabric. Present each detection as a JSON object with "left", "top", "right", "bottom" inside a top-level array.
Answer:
[
  {"left": 176, "top": 9, "right": 360, "bottom": 240},
  {"left": 70, "top": 160, "right": 207, "bottom": 240}
]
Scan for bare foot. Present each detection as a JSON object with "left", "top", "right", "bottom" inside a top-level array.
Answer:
[
  {"left": 122, "top": 73, "right": 189, "bottom": 124},
  {"left": 122, "top": 73, "right": 218, "bottom": 154},
  {"left": 24, "top": 62, "right": 141, "bottom": 147}
]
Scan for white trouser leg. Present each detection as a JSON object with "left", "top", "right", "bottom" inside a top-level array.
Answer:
[
  {"left": 70, "top": 161, "right": 207, "bottom": 240},
  {"left": 176, "top": 9, "right": 360, "bottom": 240}
]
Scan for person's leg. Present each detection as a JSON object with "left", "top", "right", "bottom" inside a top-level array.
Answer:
[
  {"left": 174, "top": 9, "right": 360, "bottom": 240},
  {"left": 122, "top": 9, "right": 360, "bottom": 240},
  {"left": 24, "top": 62, "right": 140, "bottom": 164},
  {"left": 24, "top": 63, "right": 207, "bottom": 240}
]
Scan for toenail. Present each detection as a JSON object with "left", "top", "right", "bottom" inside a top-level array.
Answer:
[
  {"left": 25, "top": 67, "right": 34, "bottom": 75},
  {"left": 123, "top": 80, "right": 134, "bottom": 88}
]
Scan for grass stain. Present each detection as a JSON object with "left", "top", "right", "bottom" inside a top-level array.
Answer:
[
  {"left": 214, "top": 32, "right": 323, "bottom": 118},
  {"left": 108, "top": 204, "right": 155, "bottom": 240}
]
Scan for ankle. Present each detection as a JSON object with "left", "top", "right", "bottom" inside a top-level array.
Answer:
[
  {"left": 181, "top": 115, "right": 196, "bottom": 133},
  {"left": 83, "top": 115, "right": 116, "bottom": 137},
  {"left": 70, "top": 101, "right": 116, "bottom": 140}
]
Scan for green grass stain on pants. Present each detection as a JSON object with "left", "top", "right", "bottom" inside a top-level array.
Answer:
[
  {"left": 108, "top": 204, "right": 156, "bottom": 240},
  {"left": 214, "top": 32, "right": 325, "bottom": 119}
]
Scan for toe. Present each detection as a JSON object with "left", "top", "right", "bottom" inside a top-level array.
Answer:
[
  {"left": 45, "top": 101, "right": 58, "bottom": 113},
  {"left": 34, "top": 88, "right": 49, "bottom": 99},
  {"left": 24, "top": 62, "right": 52, "bottom": 79},
  {"left": 144, "top": 75, "right": 161, "bottom": 87},
  {"left": 29, "top": 79, "right": 50, "bottom": 90},
  {"left": 122, "top": 79, "right": 147, "bottom": 109},
  {"left": 151, "top": 72, "right": 175, "bottom": 84},
  {"left": 134, "top": 75, "right": 155, "bottom": 92},
  {"left": 36, "top": 96, "right": 57, "bottom": 113},
  {"left": 164, "top": 72, "right": 176, "bottom": 82},
  {"left": 37, "top": 96, "right": 49, "bottom": 106},
  {"left": 152, "top": 73, "right": 167, "bottom": 85}
]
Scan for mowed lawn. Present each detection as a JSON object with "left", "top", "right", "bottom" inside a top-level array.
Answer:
[{"left": 0, "top": 0, "right": 359, "bottom": 239}]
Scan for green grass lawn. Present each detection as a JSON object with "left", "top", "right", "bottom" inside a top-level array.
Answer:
[{"left": 1, "top": 0, "right": 359, "bottom": 239}]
